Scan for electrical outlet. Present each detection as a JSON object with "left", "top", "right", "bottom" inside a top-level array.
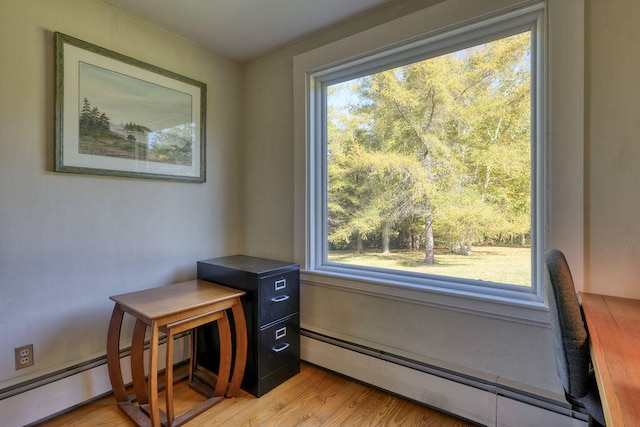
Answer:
[{"left": 15, "top": 344, "right": 34, "bottom": 370}]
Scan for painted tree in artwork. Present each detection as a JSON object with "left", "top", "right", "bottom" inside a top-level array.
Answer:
[{"left": 79, "top": 97, "right": 111, "bottom": 137}]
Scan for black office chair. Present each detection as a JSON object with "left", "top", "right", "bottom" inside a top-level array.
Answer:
[{"left": 545, "top": 249, "right": 605, "bottom": 426}]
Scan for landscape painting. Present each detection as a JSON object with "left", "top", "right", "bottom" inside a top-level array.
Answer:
[{"left": 55, "top": 32, "right": 206, "bottom": 182}]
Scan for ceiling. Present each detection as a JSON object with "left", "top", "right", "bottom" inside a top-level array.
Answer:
[{"left": 102, "top": 0, "right": 396, "bottom": 61}]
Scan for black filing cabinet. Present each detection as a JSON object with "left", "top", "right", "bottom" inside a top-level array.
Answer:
[{"left": 197, "top": 255, "right": 300, "bottom": 397}]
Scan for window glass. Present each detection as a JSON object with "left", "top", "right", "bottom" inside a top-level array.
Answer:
[{"left": 324, "top": 31, "right": 533, "bottom": 287}]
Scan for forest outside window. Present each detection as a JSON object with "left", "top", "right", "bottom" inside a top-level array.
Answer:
[{"left": 308, "top": 5, "right": 546, "bottom": 301}]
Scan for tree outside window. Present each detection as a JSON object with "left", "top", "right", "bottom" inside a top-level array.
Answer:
[{"left": 325, "top": 31, "right": 532, "bottom": 287}]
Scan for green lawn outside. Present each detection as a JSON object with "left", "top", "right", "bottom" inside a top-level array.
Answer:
[{"left": 328, "top": 246, "right": 531, "bottom": 287}]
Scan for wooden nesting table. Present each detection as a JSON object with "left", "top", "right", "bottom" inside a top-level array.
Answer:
[{"left": 107, "top": 280, "right": 247, "bottom": 427}]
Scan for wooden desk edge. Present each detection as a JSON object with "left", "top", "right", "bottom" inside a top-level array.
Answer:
[{"left": 579, "top": 292, "right": 634, "bottom": 427}]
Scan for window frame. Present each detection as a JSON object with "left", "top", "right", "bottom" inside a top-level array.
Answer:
[{"left": 293, "top": 0, "right": 584, "bottom": 325}]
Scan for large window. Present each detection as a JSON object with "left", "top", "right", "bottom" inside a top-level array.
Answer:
[
  {"left": 302, "top": 5, "right": 544, "bottom": 298},
  {"left": 326, "top": 31, "right": 532, "bottom": 287},
  {"left": 298, "top": 3, "right": 549, "bottom": 305}
]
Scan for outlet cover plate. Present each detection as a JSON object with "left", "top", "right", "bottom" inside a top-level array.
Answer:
[{"left": 15, "top": 344, "right": 34, "bottom": 369}]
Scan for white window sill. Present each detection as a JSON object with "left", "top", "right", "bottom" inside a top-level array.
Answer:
[{"left": 301, "top": 268, "right": 550, "bottom": 327}]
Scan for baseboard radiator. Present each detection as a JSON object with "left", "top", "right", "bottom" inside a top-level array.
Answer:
[
  {"left": 300, "top": 329, "right": 589, "bottom": 427},
  {"left": 1, "top": 329, "right": 588, "bottom": 427}
]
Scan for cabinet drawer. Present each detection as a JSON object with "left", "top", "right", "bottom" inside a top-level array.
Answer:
[
  {"left": 259, "top": 271, "right": 299, "bottom": 324},
  {"left": 259, "top": 315, "right": 299, "bottom": 377}
]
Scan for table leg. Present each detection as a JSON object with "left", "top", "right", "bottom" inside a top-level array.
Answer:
[
  {"left": 165, "top": 328, "right": 175, "bottom": 426},
  {"left": 228, "top": 299, "right": 248, "bottom": 397},
  {"left": 131, "top": 319, "right": 149, "bottom": 405},
  {"left": 148, "top": 321, "right": 160, "bottom": 427},
  {"left": 189, "top": 327, "right": 198, "bottom": 385},
  {"left": 107, "top": 304, "right": 128, "bottom": 403},
  {"left": 214, "top": 312, "right": 232, "bottom": 396}
]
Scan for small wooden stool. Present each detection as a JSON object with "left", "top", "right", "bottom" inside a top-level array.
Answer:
[{"left": 106, "top": 280, "right": 247, "bottom": 427}]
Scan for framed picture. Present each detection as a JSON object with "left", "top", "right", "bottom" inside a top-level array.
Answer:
[{"left": 54, "top": 32, "right": 206, "bottom": 182}]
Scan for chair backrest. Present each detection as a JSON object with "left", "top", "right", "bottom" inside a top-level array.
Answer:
[{"left": 545, "top": 249, "right": 591, "bottom": 399}]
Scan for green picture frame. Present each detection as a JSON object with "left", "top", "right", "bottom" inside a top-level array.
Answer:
[{"left": 54, "top": 32, "right": 206, "bottom": 182}]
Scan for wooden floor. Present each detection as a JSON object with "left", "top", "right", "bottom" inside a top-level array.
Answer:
[{"left": 38, "top": 362, "right": 476, "bottom": 426}]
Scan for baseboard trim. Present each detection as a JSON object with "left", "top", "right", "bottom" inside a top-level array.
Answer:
[
  {"left": 300, "top": 329, "right": 589, "bottom": 426},
  {"left": 0, "top": 354, "right": 111, "bottom": 402}
]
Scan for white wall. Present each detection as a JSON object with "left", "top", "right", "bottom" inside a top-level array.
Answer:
[
  {"left": 0, "top": 0, "right": 243, "bottom": 389},
  {"left": 585, "top": 0, "right": 640, "bottom": 297}
]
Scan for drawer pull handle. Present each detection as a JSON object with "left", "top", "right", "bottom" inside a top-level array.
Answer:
[
  {"left": 271, "top": 295, "right": 290, "bottom": 303},
  {"left": 275, "top": 279, "right": 287, "bottom": 290},
  {"left": 272, "top": 342, "right": 290, "bottom": 353},
  {"left": 276, "top": 327, "right": 287, "bottom": 339}
]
